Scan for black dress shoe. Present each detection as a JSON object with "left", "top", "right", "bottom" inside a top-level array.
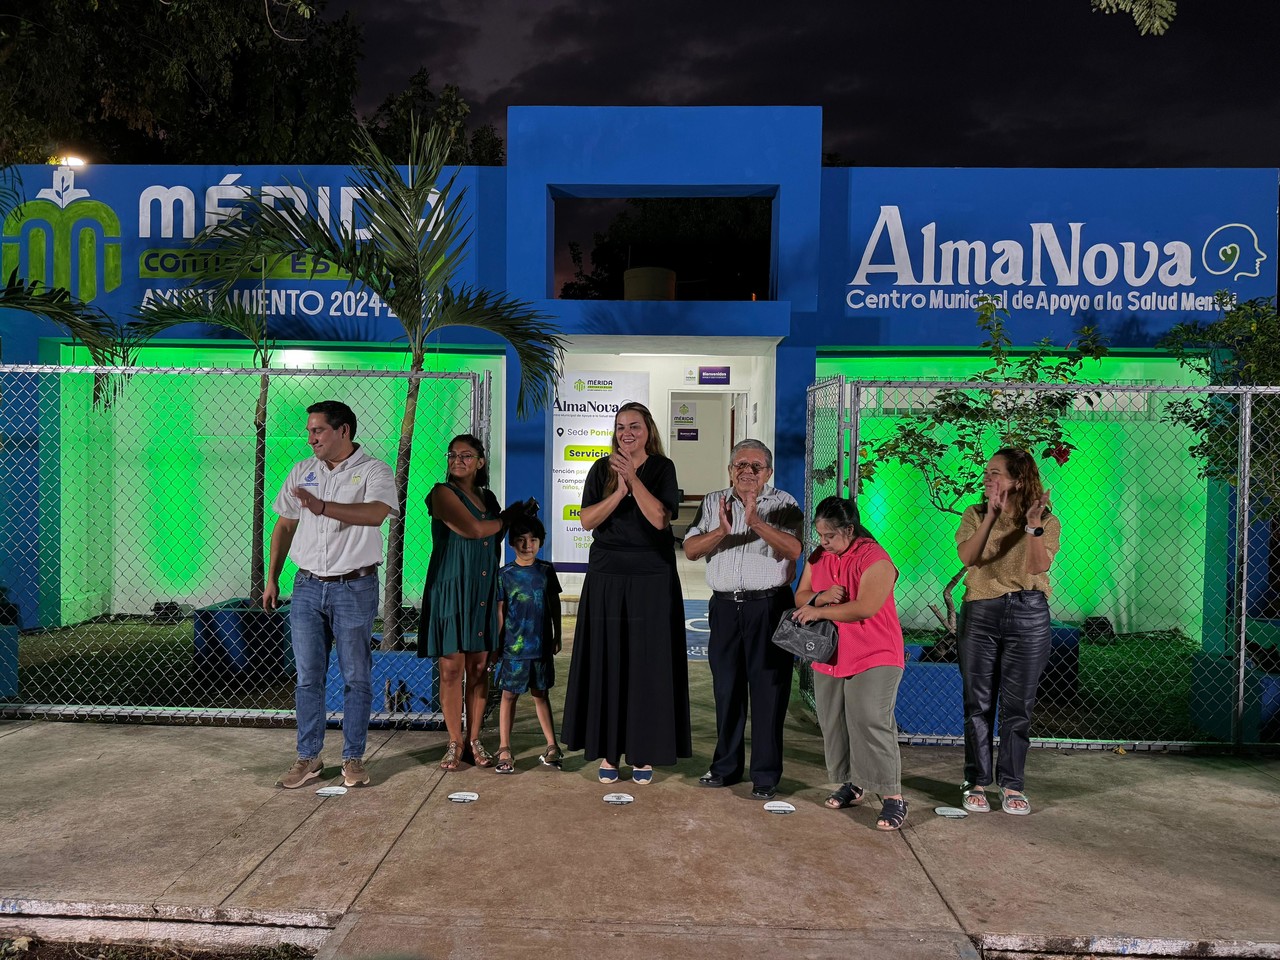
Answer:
[
  {"left": 751, "top": 784, "right": 777, "bottom": 800},
  {"left": 698, "top": 772, "right": 727, "bottom": 788}
]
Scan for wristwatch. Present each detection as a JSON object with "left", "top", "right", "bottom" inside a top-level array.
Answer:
[{"left": 1024, "top": 524, "right": 1044, "bottom": 537}]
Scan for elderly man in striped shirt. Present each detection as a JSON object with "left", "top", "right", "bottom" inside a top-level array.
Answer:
[{"left": 683, "top": 439, "right": 805, "bottom": 800}]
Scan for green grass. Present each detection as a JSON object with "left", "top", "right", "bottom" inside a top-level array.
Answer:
[{"left": 15, "top": 619, "right": 295, "bottom": 712}]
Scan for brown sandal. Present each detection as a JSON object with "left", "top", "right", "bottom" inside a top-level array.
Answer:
[
  {"left": 495, "top": 746, "right": 515, "bottom": 775},
  {"left": 539, "top": 744, "right": 564, "bottom": 768},
  {"left": 469, "top": 738, "right": 495, "bottom": 768},
  {"left": 439, "top": 740, "right": 461, "bottom": 771}
]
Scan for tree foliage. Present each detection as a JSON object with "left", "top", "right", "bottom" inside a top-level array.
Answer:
[
  {"left": 2, "top": 3, "right": 505, "bottom": 167},
  {"left": 1, "top": 0, "right": 361, "bottom": 164},
  {"left": 1161, "top": 294, "right": 1280, "bottom": 519},
  {"left": 859, "top": 296, "right": 1109, "bottom": 633},
  {"left": 367, "top": 69, "right": 504, "bottom": 165},
  {"left": 1091, "top": 0, "right": 1177, "bottom": 36},
  {"left": 863, "top": 297, "right": 1110, "bottom": 515}
]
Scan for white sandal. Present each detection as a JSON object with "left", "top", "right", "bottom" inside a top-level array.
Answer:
[
  {"left": 1000, "top": 788, "right": 1031, "bottom": 815},
  {"left": 961, "top": 782, "right": 990, "bottom": 813}
]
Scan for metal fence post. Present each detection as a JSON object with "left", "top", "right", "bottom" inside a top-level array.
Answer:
[
  {"left": 848, "top": 380, "right": 861, "bottom": 500},
  {"left": 1234, "top": 389, "right": 1253, "bottom": 749}
]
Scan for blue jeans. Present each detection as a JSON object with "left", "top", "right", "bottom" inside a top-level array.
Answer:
[
  {"left": 290, "top": 572, "right": 379, "bottom": 760},
  {"left": 957, "top": 591, "right": 1051, "bottom": 792}
]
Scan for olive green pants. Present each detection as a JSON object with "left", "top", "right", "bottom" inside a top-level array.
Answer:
[{"left": 812, "top": 665, "right": 903, "bottom": 796}]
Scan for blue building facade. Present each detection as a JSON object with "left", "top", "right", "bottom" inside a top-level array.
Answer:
[{"left": 3, "top": 106, "right": 1276, "bottom": 559}]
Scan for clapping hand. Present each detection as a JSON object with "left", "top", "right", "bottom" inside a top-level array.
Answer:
[
  {"left": 717, "top": 496, "right": 733, "bottom": 535},
  {"left": 1026, "top": 488, "right": 1052, "bottom": 526},
  {"left": 610, "top": 449, "right": 637, "bottom": 492},
  {"left": 987, "top": 484, "right": 1009, "bottom": 514}
]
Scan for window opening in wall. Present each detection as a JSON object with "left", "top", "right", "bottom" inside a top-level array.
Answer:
[{"left": 554, "top": 197, "right": 773, "bottom": 302}]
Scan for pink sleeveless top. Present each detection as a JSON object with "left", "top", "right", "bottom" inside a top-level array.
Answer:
[{"left": 808, "top": 539, "right": 905, "bottom": 679}]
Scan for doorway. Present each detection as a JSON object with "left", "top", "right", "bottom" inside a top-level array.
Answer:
[{"left": 667, "top": 390, "right": 749, "bottom": 503}]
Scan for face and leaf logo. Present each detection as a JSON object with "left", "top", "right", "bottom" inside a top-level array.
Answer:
[{"left": 1202, "top": 223, "right": 1268, "bottom": 281}]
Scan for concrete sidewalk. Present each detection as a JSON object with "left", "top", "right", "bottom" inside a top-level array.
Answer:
[{"left": 2, "top": 667, "right": 1279, "bottom": 959}]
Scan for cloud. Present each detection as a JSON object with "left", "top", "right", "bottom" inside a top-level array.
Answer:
[{"left": 336, "top": 0, "right": 1280, "bottom": 166}]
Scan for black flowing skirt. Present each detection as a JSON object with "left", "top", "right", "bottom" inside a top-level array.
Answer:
[{"left": 562, "top": 544, "right": 692, "bottom": 765}]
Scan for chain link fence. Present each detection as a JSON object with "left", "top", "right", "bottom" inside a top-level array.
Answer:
[
  {"left": 0, "top": 365, "right": 488, "bottom": 726},
  {"left": 802, "top": 378, "right": 1280, "bottom": 748},
  {"left": 805, "top": 377, "right": 846, "bottom": 555}
]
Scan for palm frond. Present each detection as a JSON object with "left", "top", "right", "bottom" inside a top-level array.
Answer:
[
  {"left": 191, "top": 118, "right": 473, "bottom": 355},
  {"left": 135, "top": 296, "right": 274, "bottom": 367},
  {"left": 432, "top": 286, "right": 566, "bottom": 417},
  {"left": 1, "top": 269, "right": 118, "bottom": 361},
  {"left": 2, "top": 268, "right": 137, "bottom": 407}
]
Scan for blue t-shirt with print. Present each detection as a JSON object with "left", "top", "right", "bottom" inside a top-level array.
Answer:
[{"left": 498, "top": 559, "right": 561, "bottom": 660}]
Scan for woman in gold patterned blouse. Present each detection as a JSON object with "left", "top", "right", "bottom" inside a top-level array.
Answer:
[{"left": 954, "top": 447, "right": 1059, "bottom": 816}]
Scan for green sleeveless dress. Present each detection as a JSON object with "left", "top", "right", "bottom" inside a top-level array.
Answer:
[{"left": 417, "top": 482, "right": 502, "bottom": 657}]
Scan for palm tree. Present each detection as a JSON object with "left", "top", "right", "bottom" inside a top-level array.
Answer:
[
  {"left": 189, "top": 119, "right": 565, "bottom": 647},
  {"left": 133, "top": 298, "right": 275, "bottom": 601}
]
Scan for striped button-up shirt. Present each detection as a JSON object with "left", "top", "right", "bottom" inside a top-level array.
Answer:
[{"left": 685, "top": 485, "right": 804, "bottom": 593}]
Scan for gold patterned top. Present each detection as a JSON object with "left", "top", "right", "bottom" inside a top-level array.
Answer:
[{"left": 955, "top": 504, "right": 1061, "bottom": 601}]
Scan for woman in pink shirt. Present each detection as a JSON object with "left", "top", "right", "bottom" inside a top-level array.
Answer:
[{"left": 793, "top": 496, "right": 907, "bottom": 831}]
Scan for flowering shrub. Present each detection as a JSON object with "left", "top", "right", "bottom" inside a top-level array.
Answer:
[{"left": 859, "top": 295, "right": 1108, "bottom": 632}]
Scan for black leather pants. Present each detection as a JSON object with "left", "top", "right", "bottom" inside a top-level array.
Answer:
[{"left": 957, "top": 591, "right": 1051, "bottom": 791}]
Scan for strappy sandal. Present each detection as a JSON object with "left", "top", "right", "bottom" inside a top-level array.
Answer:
[
  {"left": 439, "top": 740, "right": 461, "bottom": 772},
  {"left": 469, "top": 739, "right": 495, "bottom": 768},
  {"left": 962, "top": 782, "right": 990, "bottom": 813},
  {"left": 538, "top": 744, "right": 564, "bottom": 769},
  {"left": 876, "top": 797, "right": 909, "bottom": 831},
  {"left": 494, "top": 746, "right": 515, "bottom": 775},
  {"left": 824, "top": 782, "right": 865, "bottom": 809},
  {"left": 1000, "top": 789, "right": 1031, "bottom": 816}
]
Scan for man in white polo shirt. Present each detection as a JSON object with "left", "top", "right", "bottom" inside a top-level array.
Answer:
[
  {"left": 264, "top": 401, "right": 399, "bottom": 789},
  {"left": 683, "top": 439, "right": 804, "bottom": 800}
]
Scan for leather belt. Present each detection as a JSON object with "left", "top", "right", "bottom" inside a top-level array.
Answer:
[
  {"left": 298, "top": 564, "right": 378, "bottom": 583},
  {"left": 713, "top": 587, "right": 783, "bottom": 603}
]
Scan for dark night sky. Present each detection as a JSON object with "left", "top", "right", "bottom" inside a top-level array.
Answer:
[{"left": 332, "top": 0, "right": 1280, "bottom": 168}]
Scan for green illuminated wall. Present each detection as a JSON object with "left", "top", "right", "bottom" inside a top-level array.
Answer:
[
  {"left": 45, "top": 340, "right": 503, "bottom": 623},
  {"left": 816, "top": 353, "right": 1210, "bottom": 638}
]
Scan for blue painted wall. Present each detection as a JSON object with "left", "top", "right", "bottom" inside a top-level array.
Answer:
[{"left": 3, "top": 107, "right": 1277, "bottom": 558}]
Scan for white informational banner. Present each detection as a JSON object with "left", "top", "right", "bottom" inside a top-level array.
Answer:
[{"left": 550, "top": 371, "right": 650, "bottom": 567}]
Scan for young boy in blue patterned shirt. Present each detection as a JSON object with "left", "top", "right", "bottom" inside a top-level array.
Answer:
[{"left": 492, "top": 513, "right": 563, "bottom": 773}]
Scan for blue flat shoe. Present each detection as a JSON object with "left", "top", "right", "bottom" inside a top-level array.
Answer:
[
  {"left": 598, "top": 764, "right": 619, "bottom": 784},
  {"left": 631, "top": 767, "right": 653, "bottom": 784}
]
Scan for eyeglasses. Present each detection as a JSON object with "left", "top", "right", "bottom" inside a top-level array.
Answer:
[
  {"left": 731, "top": 461, "right": 769, "bottom": 474},
  {"left": 446, "top": 452, "right": 478, "bottom": 462}
]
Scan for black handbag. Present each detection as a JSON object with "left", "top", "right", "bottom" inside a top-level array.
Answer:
[{"left": 771, "top": 608, "right": 838, "bottom": 663}]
